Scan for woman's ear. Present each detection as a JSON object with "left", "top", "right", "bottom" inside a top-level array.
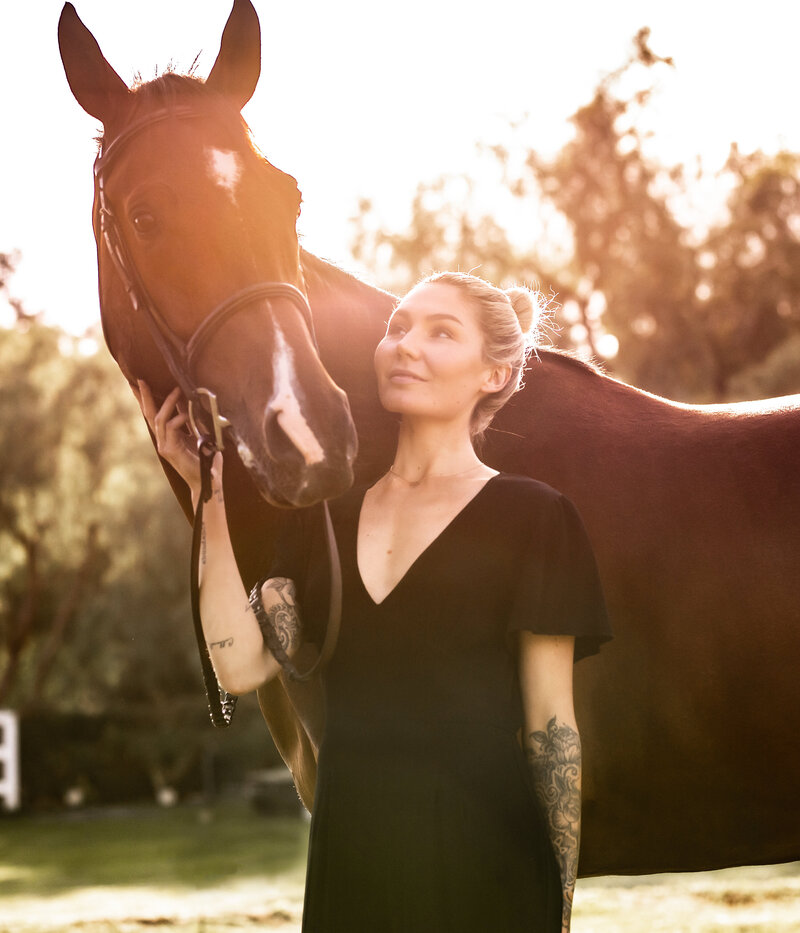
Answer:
[{"left": 481, "top": 364, "right": 512, "bottom": 395}]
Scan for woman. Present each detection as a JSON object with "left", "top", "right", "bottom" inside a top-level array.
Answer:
[{"left": 137, "top": 271, "right": 611, "bottom": 933}]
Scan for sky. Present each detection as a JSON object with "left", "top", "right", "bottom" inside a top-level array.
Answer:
[{"left": 1, "top": 0, "right": 799, "bottom": 335}]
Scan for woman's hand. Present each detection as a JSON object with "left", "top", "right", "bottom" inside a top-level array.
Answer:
[{"left": 133, "top": 381, "right": 208, "bottom": 501}]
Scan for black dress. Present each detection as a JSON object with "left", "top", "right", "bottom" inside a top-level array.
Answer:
[{"left": 268, "top": 473, "right": 612, "bottom": 933}]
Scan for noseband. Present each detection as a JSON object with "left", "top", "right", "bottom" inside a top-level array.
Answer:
[
  {"left": 95, "top": 107, "right": 341, "bottom": 728},
  {"left": 94, "top": 106, "right": 316, "bottom": 448}
]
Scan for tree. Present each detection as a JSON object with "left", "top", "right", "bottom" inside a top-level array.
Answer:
[
  {"left": 700, "top": 147, "right": 800, "bottom": 398},
  {"left": 349, "top": 30, "right": 800, "bottom": 403},
  {"left": 350, "top": 177, "right": 584, "bottom": 356},
  {"left": 0, "top": 279, "right": 211, "bottom": 794},
  {"left": 0, "top": 254, "right": 287, "bottom": 805}
]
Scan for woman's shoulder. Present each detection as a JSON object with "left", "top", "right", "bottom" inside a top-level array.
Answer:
[{"left": 489, "top": 471, "right": 567, "bottom": 507}]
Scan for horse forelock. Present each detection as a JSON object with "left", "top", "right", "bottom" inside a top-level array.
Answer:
[{"left": 97, "top": 72, "right": 250, "bottom": 154}]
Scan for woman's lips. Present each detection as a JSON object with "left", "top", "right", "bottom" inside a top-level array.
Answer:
[{"left": 388, "top": 369, "right": 425, "bottom": 383}]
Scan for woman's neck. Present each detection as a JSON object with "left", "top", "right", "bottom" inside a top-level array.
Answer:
[{"left": 389, "top": 417, "right": 484, "bottom": 484}]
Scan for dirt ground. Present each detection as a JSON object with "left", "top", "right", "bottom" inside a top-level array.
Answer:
[{"left": 2, "top": 862, "right": 800, "bottom": 932}]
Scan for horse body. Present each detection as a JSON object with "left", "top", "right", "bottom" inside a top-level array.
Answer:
[
  {"left": 59, "top": 0, "right": 800, "bottom": 876},
  {"left": 488, "top": 362, "right": 800, "bottom": 873}
]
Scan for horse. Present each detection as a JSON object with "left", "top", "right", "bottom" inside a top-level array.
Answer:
[{"left": 58, "top": 0, "right": 800, "bottom": 877}]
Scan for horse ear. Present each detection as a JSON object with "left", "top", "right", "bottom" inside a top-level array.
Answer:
[
  {"left": 58, "top": 3, "right": 129, "bottom": 124},
  {"left": 206, "top": 0, "right": 261, "bottom": 111}
]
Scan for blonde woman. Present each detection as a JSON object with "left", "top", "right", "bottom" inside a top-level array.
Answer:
[{"left": 137, "top": 271, "right": 611, "bottom": 933}]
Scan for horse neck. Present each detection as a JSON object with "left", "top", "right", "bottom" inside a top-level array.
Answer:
[
  {"left": 299, "top": 250, "right": 399, "bottom": 481},
  {"left": 528, "top": 351, "right": 685, "bottom": 430},
  {"left": 300, "top": 249, "right": 394, "bottom": 383}
]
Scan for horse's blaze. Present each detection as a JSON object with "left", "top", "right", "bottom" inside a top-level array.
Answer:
[
  {"left": 268, "top": 326, "right": 326, "bottom": 467},
  {"left": 205, "top": 147, "right": 243, "bottom": 203}
]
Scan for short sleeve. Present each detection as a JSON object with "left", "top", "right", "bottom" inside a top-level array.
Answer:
[{"left": 507, "top": 493, "right": 612, "bottom": 662}]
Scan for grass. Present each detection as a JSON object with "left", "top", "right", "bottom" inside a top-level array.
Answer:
[
  {"left": 0, "top": 803, "right": 308, "bottom": 932},
  {"left": 0, "top": 804, "right": 307, "bottom": 896},
  {"left": 1, "top": 803, "right": 799, "bottom": 932}
]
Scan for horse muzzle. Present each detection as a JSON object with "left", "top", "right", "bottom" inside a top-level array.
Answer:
[{"left": 228, "top": 385, "right": 356, "bottom": 508}]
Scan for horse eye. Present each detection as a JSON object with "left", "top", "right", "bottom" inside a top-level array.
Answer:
[{"left": 131, "top": 211, "right": 157, "bottom": 236}]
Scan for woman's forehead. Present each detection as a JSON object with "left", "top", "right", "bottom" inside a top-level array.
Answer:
[{"left": 394, "top": 282, "right": 476, "bottom": 322}]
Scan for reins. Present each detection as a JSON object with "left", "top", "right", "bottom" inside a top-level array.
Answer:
[{"left": 97, "top": 106, "right": 343, "bottom": 727}]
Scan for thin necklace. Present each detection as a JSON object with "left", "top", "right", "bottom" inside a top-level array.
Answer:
[{"left": 388, "top": 463, "right": 483, "bottom": 488}]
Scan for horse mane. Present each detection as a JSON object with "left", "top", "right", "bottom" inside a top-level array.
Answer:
[
  {"left": 300, "top": 249, "right": 396, "bottom": 313},
  {"left": 535, "top": 346, "right": 605, "bottom": 377}
]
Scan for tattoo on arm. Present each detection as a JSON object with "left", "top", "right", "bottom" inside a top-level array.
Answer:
[
  {"left": 266, "top": 601, "right": 298, "bottom": 653},
  {"left": 253, "top": 577, "right": 301, "bottom": 665},
  {"left": 200, "top": 525, "right": 207, "bottom": 566},
  {"left": 208, "top": 636, "right": 234, "bottom": 650},
  {"left": 525, "top": 716, "right": 582, "bottom": 931}
]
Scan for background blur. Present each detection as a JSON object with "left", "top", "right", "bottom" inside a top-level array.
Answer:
[
  {"left": 1, "top": 1, "right": 799, "bottom": 929},
  {"left": 2, "top": 0, "right": 800, "bottom": 812}
]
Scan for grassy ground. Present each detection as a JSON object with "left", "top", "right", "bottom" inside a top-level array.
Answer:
[
  {"left": 1, "top": 803, "right": 798, "bottom": 932},
  {"left": 0, "top": 804, "right": 307, "bottom": 932}
]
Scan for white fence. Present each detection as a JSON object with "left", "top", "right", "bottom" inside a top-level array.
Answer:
[{"left": 0, "top": 710, "right": 20, "bottom": 811}]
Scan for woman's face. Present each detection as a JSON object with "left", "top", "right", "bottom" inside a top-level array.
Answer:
[{"left": 374, "top": 282, "right": 506, "bottom": 426}]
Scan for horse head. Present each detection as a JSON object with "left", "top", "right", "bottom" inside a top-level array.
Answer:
[{"left": 58, "top": 0, "right": 357, "bottom": 508}]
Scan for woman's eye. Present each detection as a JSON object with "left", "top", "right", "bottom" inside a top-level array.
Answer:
[{"left": 433, "top": 328, "right": 453, "bottom": 339}]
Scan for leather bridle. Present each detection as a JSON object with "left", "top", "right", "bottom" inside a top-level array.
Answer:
[
  {"left": 94, "top": 105, "right": 316, "bottom": 448},
  {"left": 95, "top": 106, "right": 342, "bottom": 727}
]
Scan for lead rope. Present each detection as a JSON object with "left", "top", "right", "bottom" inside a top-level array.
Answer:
[
  {"left": 190, "top": 433, "right": 343, "bottom": 726},
  {"left": 191, "top": 435, "right": 237, "bottom": 727}
]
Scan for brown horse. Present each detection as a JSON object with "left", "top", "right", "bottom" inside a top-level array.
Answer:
[{"left": 59, "top": 0, "right": 800, "bottom": 876}]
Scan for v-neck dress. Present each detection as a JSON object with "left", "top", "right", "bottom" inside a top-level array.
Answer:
[{"left": 267, "top": 473, "right": 612, "bottom": 933}]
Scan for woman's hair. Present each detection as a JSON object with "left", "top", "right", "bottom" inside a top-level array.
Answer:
[{"left": 420, "top": 271, "right": 550, "bottom": 437}]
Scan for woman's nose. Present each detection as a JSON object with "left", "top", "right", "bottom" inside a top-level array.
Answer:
[{"left": 397, "top": 330, "right": 421, "bottom": 358}]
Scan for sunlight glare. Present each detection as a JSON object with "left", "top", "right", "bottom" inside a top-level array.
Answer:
[{"left": 596, "top": 332, "right": 620, "bottom": 359}]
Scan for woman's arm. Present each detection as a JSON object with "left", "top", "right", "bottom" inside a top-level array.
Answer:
[
  {"left": 198, "top": 486, "right": 300, "bottom": 694},
  {"left": 518, "top": 632, "right": 580, "bottom": 933},
  {"left": 134, "top": 382, "right": 300, "bottom": 695}
]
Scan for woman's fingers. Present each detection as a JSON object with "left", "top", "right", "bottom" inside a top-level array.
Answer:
[
  {"left": 139, "top": 384, "right": 184, "bottom": 456},
  {"left": 133, "top": 380, "right": 203, "bottom": 497},
  {"left": 167, "top": 410, "right": 190, "bottom": 432},
  {"left": 137, "top": 382, "right": 191, "bottom": 456},
  {"left": 152, "top": 387, "right": 182, "bottom": 444}
]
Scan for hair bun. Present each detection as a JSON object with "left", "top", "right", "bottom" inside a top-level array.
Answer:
[{"left": 505, "top": 286, "right": 538, "bottom": 334}]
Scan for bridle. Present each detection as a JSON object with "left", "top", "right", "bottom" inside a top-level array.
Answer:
[
  {"left": 95, "top": 105, "right": 342, "bottom": 727},
  {"left": 94, "top": 105, "right": 316, "bottom": 449}
]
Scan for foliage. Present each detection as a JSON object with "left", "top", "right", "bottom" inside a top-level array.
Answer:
[
  {"left": 18, "top": 695, "right": 282, "bottom": 809},
  {"left": 0, "top": 316, "right": 189, "bottom": 710},
  {"left": 700, "top": 147, "right": 800, "bottom": 398},
  {"left": 0, "top": 283, "right": 274, "bottom": 799},
  {"left": 350, "top": 31, "right": 800, "bottom": 404}
]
